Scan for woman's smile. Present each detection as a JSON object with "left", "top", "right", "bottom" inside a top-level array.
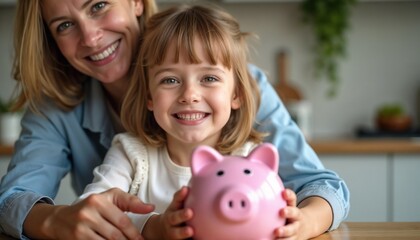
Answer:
[{"left": 89, "top": 40, "right": 120, "bottom": 62}]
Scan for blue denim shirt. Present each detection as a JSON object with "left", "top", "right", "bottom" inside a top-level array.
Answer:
[{"left": 0, "top": 65, "right": 349, "bottom": 239}]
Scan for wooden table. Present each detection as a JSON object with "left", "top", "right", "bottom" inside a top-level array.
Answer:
[
  {"left": 314, "top": 222, "right": 420, "bottom": 240},
  {"left": 1, "top": 222, "right": 419, "bottom": 239}
]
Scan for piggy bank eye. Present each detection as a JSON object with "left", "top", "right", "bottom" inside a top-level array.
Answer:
[
  {"left": 244, "top": 169, "right": 251, "bottom": 175},
  {"left": 217, "top": 170, "right": 224, "bottom": 176}
]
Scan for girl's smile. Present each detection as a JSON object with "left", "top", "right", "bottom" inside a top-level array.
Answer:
[{"left": 173, "top": 111, "right": 209, "bottom": 124}]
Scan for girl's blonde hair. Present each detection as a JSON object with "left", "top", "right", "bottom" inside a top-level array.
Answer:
[
  {"left": 122, "top": 4, "right": 265, "bottom": 154},
  {"left": 11, "top": 0, "right": 157, "bottom": 112}
]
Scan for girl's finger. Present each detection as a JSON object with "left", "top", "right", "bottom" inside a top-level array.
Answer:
[
  {"left": 167, "top": 187, "right": 189, "bottom": 212},
  {"left": 167, "top": 207, "right": 194, "bottom": 227},
  {"left": 168, "top": 225, "right": 194, "bottom": 239},
  {"left": 280, "top": 206, "right": 301, "bottom": 221},
  {"left": 282, "top": 189, "right": 297, "bottom": 207},
  {"left": 275, "top": 220, "right": 300, "bottom": 239}
]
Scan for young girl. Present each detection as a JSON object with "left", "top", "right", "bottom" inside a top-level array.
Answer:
[{"left": 78, "top": 4, "right": 339, "bottom": 240}]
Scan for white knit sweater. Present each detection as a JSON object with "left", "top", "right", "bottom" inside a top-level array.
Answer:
[{"left": 77, "top": 132, "right": 256, "bottom": 231}]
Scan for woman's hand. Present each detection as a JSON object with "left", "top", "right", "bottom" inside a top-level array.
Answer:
[
  {"left": 143, "top": 186, "right": 194, "bottom": 240},
  {"left": 24, "top": 188, "right": 155, "bottom": 240},
  {"left": 274, "top": 189, "right": 333, "bottom": 240}
]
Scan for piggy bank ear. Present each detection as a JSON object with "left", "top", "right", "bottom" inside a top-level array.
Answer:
[
  {"left": 247, "top": 143, "right": 279, "bottom": 171},
  {"left": 191, "top": 146, "right": 224, "bottom": 175}
]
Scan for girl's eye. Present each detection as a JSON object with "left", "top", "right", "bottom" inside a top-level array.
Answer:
[
  {"left": 57, "top": 22, "right": 73, "bottom": 33},
  {"left": 161, "top": 77, "right": 179, "bottom": 85},
  {"left": 92, "top": 2, "right": 107, "bottom": 13},
  {"left": 203, "top": 76, "right": 218, "bottom": 83}
]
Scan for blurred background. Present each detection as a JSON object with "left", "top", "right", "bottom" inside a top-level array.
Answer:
[
  {"left": 1, "top": 0, "right": 420, "bottom": 222},
  {"left": 1, "top": 0, "right": 420, "bottom": 138}
]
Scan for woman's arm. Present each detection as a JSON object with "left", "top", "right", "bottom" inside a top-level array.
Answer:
[
  {"left": 24, "top": 189, "right": 153, "bottom": 239},
  {"left": 0, "top": 84, "right": 151, "bottom": 239},
  {"left": 0, "top": 106, "right": 75, "bottom": 238},
  {"left": 249, "top": 64, "right": 350, "bottom": 231},
  {"left": 22, "top": 136, "right": 155, "bottom": 240}
]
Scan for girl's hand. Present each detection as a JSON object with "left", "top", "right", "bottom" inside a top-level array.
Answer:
[
  {"left": 25, "top": 188, "right": 155, "bottom": 240},
  {"left": 146, "top": 186, "right": 194, "bottom": 240},
  {"left": 274, "top": 189, "right": 334, "bottom": 240},
  {"left": 274, "top": 188, "right": 303, "bottom": 240}
]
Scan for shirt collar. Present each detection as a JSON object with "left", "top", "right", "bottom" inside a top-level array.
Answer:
[{"left": 82, "top": 79, "right": 115, "bottom": 148}]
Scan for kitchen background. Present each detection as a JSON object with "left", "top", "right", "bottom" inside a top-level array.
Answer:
[
  {"left": 1, "top": 1, "right": 420, "bottom": 138},
  {"left": 1, "top": 0, "right": 420, "bottom": 222}
]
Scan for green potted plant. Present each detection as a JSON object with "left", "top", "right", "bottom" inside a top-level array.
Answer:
[
  {"left": 0, "top": 98, "right": 22, "bottom": 145},
  {"left": 301, "top": 0, "right": 357, "bottom": 97},
  {"left": 376, "top": 103, "right": 412, "bottom": 132},
  {"left": 0, "top": 99, "right": 11, "bottom": 113}
]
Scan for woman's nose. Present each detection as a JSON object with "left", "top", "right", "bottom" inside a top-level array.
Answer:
[
  {"left": 179, "top": 84, "right": 201, "bottom": 104},
  {"left": 79, "top": 20, "right": 102, "bottom": 47}
]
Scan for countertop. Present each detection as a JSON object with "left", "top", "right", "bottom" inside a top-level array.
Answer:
[
  {"left": 2, "top": 138, "right": 420, "bottom": 156},
  {"left": 314, "top": 222, "right": 420, "bottom": 240},
  {"left": 0, "top": 145, "right": 13, "bottom": 156},
  {"left": 309, "top": 138, "right": 420, "bottom": 154}
]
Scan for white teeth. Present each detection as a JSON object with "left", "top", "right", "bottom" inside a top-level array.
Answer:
[
  {"left": 177, "top": 113, "right": 205, "bottom": 121},
  {"left": 90, "top": 41, "right": 119, "bottom": 61}
]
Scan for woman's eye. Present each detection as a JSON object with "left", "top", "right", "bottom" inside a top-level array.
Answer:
[
  {"left": 57, "top": 22, "right": 73, "bottom": 33},
  {"left": 92, "top": 2, "right": 107, "bottom": 13}
]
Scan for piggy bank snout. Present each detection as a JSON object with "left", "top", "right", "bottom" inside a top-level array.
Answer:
[{"left": 217, "top": 185, "right": 258, "bottom": 222}]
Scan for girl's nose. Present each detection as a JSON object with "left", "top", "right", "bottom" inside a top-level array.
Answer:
[
  {"left": 179, "top": 84, "right": 201, "bottom": 104},
  {"left": 79, "top": 20, "right": 102, "bottom": 48}
]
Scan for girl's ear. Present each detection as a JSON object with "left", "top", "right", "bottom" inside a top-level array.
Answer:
[
  {"left": 133, "top": 0, "right": 144, "bottom": 17},
  {"left": 231, "top": 92, "right": 241, "bottom": 110}
]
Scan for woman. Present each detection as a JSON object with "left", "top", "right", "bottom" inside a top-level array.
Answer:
[{"left": 0, "top": 0, "right": 349, "bottom": 239}]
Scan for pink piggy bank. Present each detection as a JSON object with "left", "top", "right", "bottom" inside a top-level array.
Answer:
[{"left": 185, "top": 143, "right": 286, "bottom": 240}]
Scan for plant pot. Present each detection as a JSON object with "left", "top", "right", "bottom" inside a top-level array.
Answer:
[
  {"left": 0, "top": 113, "right": 22, "bottom": 145},
  {"left": 376, "top": 115, "right": 412, "bottom": 132}
]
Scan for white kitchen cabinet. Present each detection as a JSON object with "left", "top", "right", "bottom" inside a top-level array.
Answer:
[
  {"left": 320, "top": 154, "right": 390, "bottom": 221},
  {"left": 320, "top": 153, "right": 420, "bottom": 222},
  {"left": 392, "top": 154, "right": 420, "bottom": 221},
  {"left": 221, "top": 0, "right": 420, "bottom": 2},
  {"left": 0, "top": 0, "right": 14, "bottom": 6}
]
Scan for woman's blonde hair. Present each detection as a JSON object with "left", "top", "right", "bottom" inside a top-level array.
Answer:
[
  {"left": 122, "top": 4, "right": 265, "bottom": 154},
  {"left": 11, "top": 0, "right": 157, "bottom": 112}
]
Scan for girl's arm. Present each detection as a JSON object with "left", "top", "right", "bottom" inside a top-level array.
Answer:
[
  {"left": 275, "top": 189, "right": 333, "bottom": 239},
  {"left": 141, "top": 187, "right": 194, "bottom": 240}
]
